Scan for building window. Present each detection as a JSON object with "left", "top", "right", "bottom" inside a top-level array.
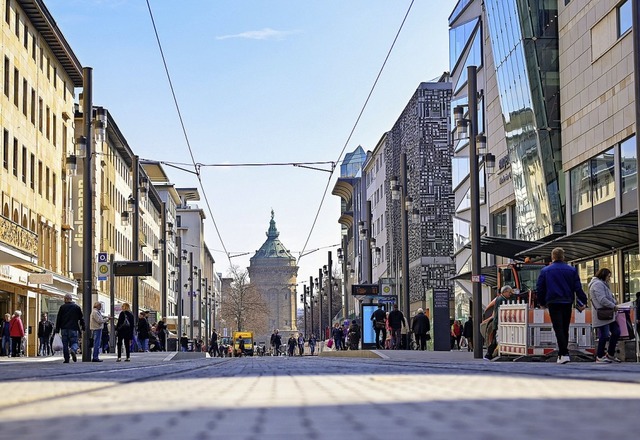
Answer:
[
  {"left": 570, "top": 148, "right": 615, "bottom": 213},
  {"left": 31, "top": 37, "right": 36, "bottom": 61},
  {"left": 52, "top": 114, "right": 57, "bottom": 147},
  {"left": 618, "top": 0, "right": 632, "bottom": 37},
  {"left": 23, "top": 23, "right": 27, "bottom": 48},
  {"left": 5, "top": 0, "right": 9, "bottom": 24},
  {"left": 13, "top": 68, "right": 18, "bottom": 107},
  {"left": 12, "top": 138, "right": 18, "bottom": 176},
  {"left": 45, "top": 167, "right": 50, "bottom": 200},
  {"left": 30, "top": 153, "right": 35, "bottom": 189},
  {"left": 21, "top": 146, "right": 26, "bottom": 183},
  {"left": 52, "top": 172, "right": 56, "bottom": 203},
  {"left": 2, "top": 129, "right": 8, "bottom": 169},
  {"left": 46, "top": 106, "right": 50, "bottom": 139},
  {"left": 38, "top": 98, "right": 43, "bottom": 133},
  {"left": 492, "top": 210, "right": 507, "bottom": 238},
  {"left": 620, "top": 135, "right": 637, "bottom": 194},
  {"left": 30, "top": 89, "right": 35, "bottom": 124},
  {"left": 3, "top": 57, "right": 8, "bottom": 97},
  {"left": 38, "top": 160, "right": 42, "bottom": 195},
  {"left": 14, "top": 10, "right": 18, "bottom": 37},
  {"left": 22, "top": 79, "right": 27, "bottom": 116}
]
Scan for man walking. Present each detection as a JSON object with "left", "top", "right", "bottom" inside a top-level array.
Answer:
[
  {"left": 209, "top": 328, "right": 219, "bottom": 357},
  {"left": 370, "top": 304, "right": 387, "bottom": 349},
  {"left": 462, "top": 316, "right": 473, "bottom": 352},
  {"left": 37, "top": 313, "right": 54, "bottom": 356},
  {"left": 536, "top": 247, "right": 588, "bottom": 364},
  {"left": 54, "top": 293, "right": 85, "bottom": 363},
  {"left": 411, "top": 308, "right": 430, "bottom": 350},
  {"left": 388, "top": 304, "right": 406, "bottom": 349},
  {"left": 90, "top": 302, "right": 110, "bottom": 362}
]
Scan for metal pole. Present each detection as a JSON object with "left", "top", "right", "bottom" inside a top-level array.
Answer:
[
  {"left": 197, "top": 268, "right": 202, "bottom": 341},
  {"left": 401, "top": 153, "right": 410, "bottom": 332},
  {"left": 343, "top": 235, "right": 348, "bottom": 318},
  {"left": 303, "top": 285, "right": 308, "bottom": 337},
  {"left": 176, "top": 235, "right": 182, "bottom": 350},
  {"left": 109, "top": 253, "right": 115, "bottom": 353},
  {"left": 81, "top": 67, "right": 93, "bottom": 363},
  {"left": 189, "top": 252, "right": 194, "bottom": 340},
  {"left": 468, "top": 65, "right": 483, "bottom": 359},
  {"left": 328, "top": 251, "right": 333, "bottom": 325},
  {"left": 132, "top": 155, "right": 139, "bottom": 327},
  {"left": 318, "top": 268, "right": 324, "bottom": 339},
  {"left": 366, "top": 201, "right": 373, "bottom": 283},
  {"left": 634, "top": 0, "right": 640, "bottom": 257},
  {"left": 161, "top": 202, "right": 167, "bottom": 320},
  {"left": 309, "top": 277, "right": 314, "bottom": 338},
  {"left": 204, "top": 277, "right": 208, "bottom": 347}
]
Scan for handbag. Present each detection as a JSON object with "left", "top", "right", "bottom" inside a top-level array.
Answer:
[
  {"left": 374, "top": 321, "right": 385, "bottom": 330},
  {"left": 596, "top": 307, "right": 615, "bottom": 321},
  {"left": 425, "top": 332, "right": 431, "bottom": 341},
  {"left": 119, "top": 314, "right": 130, "bottom": 329}
]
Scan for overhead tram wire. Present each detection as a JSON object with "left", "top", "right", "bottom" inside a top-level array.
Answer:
[
  {"left": 297, "top": 0, "right": 416, "bottom": 262},
  {"left": 145, "top": 0, "right": 232, "bottom": 263}
]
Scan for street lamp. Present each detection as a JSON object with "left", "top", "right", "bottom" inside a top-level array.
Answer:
[
  {"left": 390, "top": 153, "right": 421, "bottom": 339},
  {"left": 78, "top": 67, "right": 109, "bottom": 362},
  {"left": 452, "top": 65, "right": 496, "bottom": 359}
]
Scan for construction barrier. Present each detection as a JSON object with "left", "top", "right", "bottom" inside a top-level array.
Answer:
[{"left": 498, "top": 300, "right": 595, "bottom": 358}]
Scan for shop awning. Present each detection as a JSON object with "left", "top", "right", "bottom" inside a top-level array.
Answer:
[
  {"left": 465, "top": 236, "right": 545, "bottom": 260},
  {"left": 450, "top": 265, "right": 498, "bottom": 288},
  {"left": 516, "top": 211, "right": 638, "bottom": 262}
]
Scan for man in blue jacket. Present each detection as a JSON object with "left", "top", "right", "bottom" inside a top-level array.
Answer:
[{"left": 536, "top": 247, "right": 588, "bottom": 364}]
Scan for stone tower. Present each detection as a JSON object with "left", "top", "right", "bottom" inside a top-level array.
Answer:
[{"left": 248, "top": 210, "right": 298, "bottom": 335}]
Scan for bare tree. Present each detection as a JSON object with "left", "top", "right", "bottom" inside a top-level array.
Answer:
[{"left": 219, "top": 265, "right": 269, "bottom": 335}]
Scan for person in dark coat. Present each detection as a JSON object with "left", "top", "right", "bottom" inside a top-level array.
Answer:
[
  {"left": 370, "top": 305, "right": 387, "bottom": 349},
  {"left": 137, "top": 312, "right": 150, "bottom": 352},
  {"left": 209, "top": 329, "right": 219, "bottom": 357},
  {"left": 101, "top": 322, "right": 110, "bottom": 353},
  {"left": 156, "top": 319, "right": 167, "bottom": 351},
  {"left": 55, "top": 293, "right": 85, "bottom": 363},
  {"left": 116, "top": 303, "right": 135, "bottom": 362},
  {"left": 387, "top": 304, "right": 406, "bottom": 349},
  {"left": 462, "top": 317, "right": 473, "bottom": 352},
  {"left": 411, "top": 308, "right": 431, "bottom": 351},
  {"left": 270, "top": 329, "right": 282, "bottom": 356},
  {"left": 37, "top": 313, "right": 54, "bottom": 356}
]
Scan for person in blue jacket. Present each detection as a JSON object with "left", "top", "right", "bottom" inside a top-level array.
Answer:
[{"left": 536, "top": 247, "right": 588, "bottom": 365}]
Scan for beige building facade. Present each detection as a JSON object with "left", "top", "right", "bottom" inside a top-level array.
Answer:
[{"left": 1, "top": 0, "right": 82, "bottom": 355}]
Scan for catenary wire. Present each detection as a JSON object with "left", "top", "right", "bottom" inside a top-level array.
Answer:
[
  {"left": 145, "top": 0, "right": 231, "bottom": 262},
  {"left": 297, "top": 0, "right": 416, "bottom": 262}
]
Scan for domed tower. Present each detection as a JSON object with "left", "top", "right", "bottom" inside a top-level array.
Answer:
[{"left": 248, "top": 210, "right": 298, "bottom": 334}]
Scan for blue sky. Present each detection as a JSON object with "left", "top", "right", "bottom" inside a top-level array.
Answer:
[{"left": 46, "top": 0, "right": 453, "bottom": 294}]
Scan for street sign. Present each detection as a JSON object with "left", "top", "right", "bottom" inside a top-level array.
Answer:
[
  {"left": 112, "top": 261, "right": 153, "bottom": 277},
  {"left": 471, "top": 275, "right": 485, "bottom": 283},
  {"left": 351, "top": 284, "right": 380, "bottom": 295},
  {"left": 97, "top": 252, "right": 110, "bottom": 281}
]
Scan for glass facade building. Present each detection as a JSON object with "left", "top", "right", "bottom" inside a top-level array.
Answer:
[{"left": 485, "top": 0, "right": 564, "bottom": 241}]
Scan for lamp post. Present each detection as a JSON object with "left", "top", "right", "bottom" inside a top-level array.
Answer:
[
  {"left": 327, "top": 252, "right": 333, "bottom": 326},
  {"left": 391, "top": 153, "right": 420, "bottom": 337},
  {"left": 189, "top": 252, "right": 194, "bottom": 340},
  {"left": 131, "top": 156, "right": 140, "bottom": 326},
  {"left": 160, "top": 202, "right": 167, "bottom": 320},
  {"left": 634, "top": 0, "right": 640, "bottom": 250},
  {"left": 453, "top": 65, "right": 496, "bottom": 359},
  {"left": 80, "top": 67, "right": 94, "bottom": 363},
  {"left": 318, "top": 268, "right": 324, "bottom": 339},
  {"left": 309, "top": 276, "right": 315, "bottom": 337}
]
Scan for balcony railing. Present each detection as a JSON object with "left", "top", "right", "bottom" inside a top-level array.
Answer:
[{"left": 0, "top": 216, "right": 38, "bottom": 256}]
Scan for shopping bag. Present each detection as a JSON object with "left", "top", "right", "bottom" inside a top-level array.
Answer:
[
  {"left": 52, "top": 333, "right": 63, "bottom": 352},
  {"left": 617, "top": 311, "right": 630, "bottom": 339},
  {"left": 326, "top": 339, "right": 333, "bottom": 349}
]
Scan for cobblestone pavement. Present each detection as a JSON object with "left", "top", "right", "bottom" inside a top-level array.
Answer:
[{"left": 1, "top": 350, "right": 639, "bottom": 440}]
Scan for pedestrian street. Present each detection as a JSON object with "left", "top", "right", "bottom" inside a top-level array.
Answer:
[{"left": 1, "top": 350, "right": 639, "bottom": 440}]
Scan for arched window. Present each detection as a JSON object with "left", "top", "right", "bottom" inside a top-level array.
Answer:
[
  {"left": 22, "top": 214, "right": 27, "bottom": 228},
  {"left": 13, "top": 209, "right": 18, "bottom": 222},
  {"left": 2, "top": 204, "right": 8, "bottom": 217}
]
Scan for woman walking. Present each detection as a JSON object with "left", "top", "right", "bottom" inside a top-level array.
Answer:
[{"left": 589, "top": 268, "right": 621, "bottom": 363}]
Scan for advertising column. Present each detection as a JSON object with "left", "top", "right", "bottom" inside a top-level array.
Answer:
[{"left": 432, "top": 288, "right": 451, "bottom": 351}]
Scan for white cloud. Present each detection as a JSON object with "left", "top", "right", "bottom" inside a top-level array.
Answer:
[{"left": 215, "top": 28, "right": 299, "bottom": 41}]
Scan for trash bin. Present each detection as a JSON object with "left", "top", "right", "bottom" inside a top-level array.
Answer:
[{"left": 167, "top": 337, "right": 177, "bottom": 351}]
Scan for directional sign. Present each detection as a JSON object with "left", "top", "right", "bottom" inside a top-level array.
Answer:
[
  {"left": 97, "top": 253, "right": 110, "bottom": 281},
  {"left": 471, "top": 275, "right": 485, "bottom": 283}
]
